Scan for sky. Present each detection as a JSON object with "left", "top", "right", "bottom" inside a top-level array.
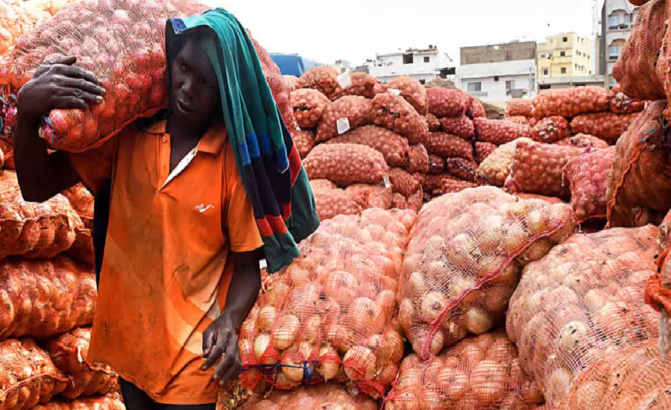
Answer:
[{"left": 202, "top": 0, "right": 601, "bottom": 67}]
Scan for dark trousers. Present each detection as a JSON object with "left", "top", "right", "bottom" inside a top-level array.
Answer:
[{"left": 119, "top": 379, "right": 216, "bottom": 410}]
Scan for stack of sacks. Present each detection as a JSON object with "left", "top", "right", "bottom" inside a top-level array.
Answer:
[{"left": 505, "top": 99, "right": 537, "bottom": 127}]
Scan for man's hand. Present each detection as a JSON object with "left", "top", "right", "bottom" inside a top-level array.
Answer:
[{"left": 201, "top": 313, "right": 242, "bottom": 384}]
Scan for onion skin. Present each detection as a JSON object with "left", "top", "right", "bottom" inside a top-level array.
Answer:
[{"left": 273, "top": 314, "right": 300, "bottom": 351}]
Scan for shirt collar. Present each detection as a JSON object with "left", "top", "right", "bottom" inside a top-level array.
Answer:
[{"left": 145, "top": 119, "right": 227, "bottom": 155}]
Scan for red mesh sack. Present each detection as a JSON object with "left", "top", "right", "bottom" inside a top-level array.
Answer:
[
  {"left": 290, "top": 89, "right": 330, "bottom": 130},
  {"left": 387, "top": 76, "right": 429, "bottom": 115},
  {"left": 532, "top": 116, "right": 570, "bottom": 144},
  {"left": 0, "top": 338, "right": 69, "bottom": 410},
  {"left": 439, "top": 178, "right": 477, "bottom": 195},
  {"left": 315, "top": 96, "right": 371, "bottom": 143},
  {"left": 532, "top": 87, "right": 610, "bottom": 119},
  {"left": 426, "top": 113, "right": 441, "bottom": 132},
  {"left": 445, "top": 158, "right": 477, "bottom": 182},
  {"left": 420, "top": 173, "right": 454, "bottom": 195},
  {"left": 398, "top": 187, "right": 575, "bottom": 359},
  {"left": 238, "top": 383, "right": 377, "bottom": 410},
  {"left": 564, "top": 147, "right": 615, "bottom": 222},
  {"left": 310, "top": 180, "right": 366, "bottom": 222},
  {"left": 426, "top": 88, "right": 470, "bottom": 118},
  {"left": 392, "top": 193, "right": 407, "bottom": 210},
  {"left": 475, "top": 142, "right": 497, "bottom": 164},
  {"left": 303, "top": 144, "right": 387, "bottom": 187},
  {"left": 237, "top": 209, "right": 416, "bottom": 398},
  {"left": 404, "top": 144, "right": 429, "bottom": 174},
  {"left": 506, "top": 115, "right": 538, "bottom": 127},
  {"left": 282, "top": 75, "right": 299, "bottom": 92},
  {"left": 475, "top": 138, "right": 529, "bottom": 187},
  {"left": 388, "top": 168, "right": 420, "bottom": 198},
  {"left": 297, "top": 67, "right": 341, "bottom": 101},
  {"left": 345, "top": 184, "right": 393, "bottom": 210},
  {"left": 506, "top": 226, "right": 659, "bottom": 407},
  {"left": 45, "top": 327, "right": 118, "bottom": 400},
  {"left": 10, "top": 0, "right": 209, "bottom": 153},
  {"left": 508, "top": 140, "right": 585, "bottom": 199},
  {"left": 0, "top": 140, "right": 13, "bottom": 169},
  {"left": 0, "top": 256, "right": 96, "bottom": 340},
  {"left": 425, "top": 132, "right": 474, "bottom": 161},
  {"left": 439, "top": 116, "right": 475, "bottom": 140},
  {"left": 66, "top": 228, "right": 94, "bottom": 267},
  {"left": 335, "top": 72, "right": 378, "bottom": 100},
  {"left": 325, "top": 125, "right": 409, "bottom": 167},
  {"left": 369, "top": 93, "right": 429, "bottom": 145},
  {"left": 62, "top": 184, "right": 93, "bottom": 229},
  {"left": 290, "top": 129, "right": 314, "bottom": 160},
  {"left": 506, "top": 99, "right": 534, "bottom": 117},
  {"left": 0, "top": 170, "right": 84, "bottom": 260},
  {"left": 385, "top": 332, "right": 544, "bottom": 410},
  {"left": 514, "top": 193, "right": 565, "bottom": 205},
  {"left": 0, "top": 1, "right": 51, "bottom": 56},
  {"left": 556, "top": 134, "right": 609, "bottom": 149},
  {"left": 607, "top": 101, "right": 671, "bottom": 228},
  {"left": 406, "top": 189, "right": 423, "bottom": 213},
  {"left": 609, "top": 84, "right": 646, "bottom": 114},
  {"left": 570, "top": 112, "right": 640, "bottom": 143},
  {"left": 474, "top": 118, "right": 533, "bottom": 145},
  {"left": 467, "top": 98, "right": 486, "bottom": 119},
  {"left": 32, "top": 396, "right": 125, "bottom": 410},
  {"left": 614, "top": 0, "right": 667, "bottom": 101},
  {"left": 373, "top": 82, "right": 387, "bottom": 95},
  {"left": 428, "top": 154, "right": 445, "bottom": 174}
]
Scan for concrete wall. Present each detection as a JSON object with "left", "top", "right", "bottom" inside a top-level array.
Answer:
[
  {"left": 369, "top": 50, "right": 452, "bottom": 83},
  {"left": 460, "top": 41, "right": 537, "bottom": 65},
  {"left": 459, "top": 60, "right": 536, "bottom": 103}
]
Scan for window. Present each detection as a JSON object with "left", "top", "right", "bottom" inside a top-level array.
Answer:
[
  {"left": 419, "top": 79, "right": 426, "bottom": 85},
  {"left": 563, "top": 37, "right": 568, "bottom": 42},
  {"left": 424, "top": 56, "right": 430, "bottom": 63},
  {"left": 467, "top": 82, "right": 482, "bottom": 92},
  {"left": 609, "top": 14, "right": 618, "bottom": 29},
  {"left": 609, "top": 45, "right": 619, "bottom": 60},
  {"left": 560, "top": 51, "right": 566, "bottom": 57},
  {"left": 576, "top": 51, "right": 580, "bottom": 57},
  {"left": 494, "top": 76, "right": 499, "bottom": 82},
  {"left": 543, "top": 68, "right": 549, "bottom": 76},
  {"left": 575, "top": 64, "right": 579, "bottom": 70},
  {"left": 403, "top": 53, "right": 414, "bottom": 64},
  {"left": 506, "top": 80, "right": 515, "bottom": 91},
  {"left": 561, "top": 67, "right": 567, "bottom": 74}
]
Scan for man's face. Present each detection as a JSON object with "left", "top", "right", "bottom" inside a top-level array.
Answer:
[{"left": 170, "top": 37, "right": 219, "bottom": 128}]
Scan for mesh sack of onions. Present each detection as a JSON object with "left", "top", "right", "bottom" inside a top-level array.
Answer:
[
  {"left": 303, "top": 144, "right": 387, "bottom": 187},
  {"left": 532, "top": 116, "right": 570, "bottom": 144},
  {"left": 44, "top": 327, "right": 118, "bottom": 399},
  {"left": 0, "top": 170, "right": 84, "bottom": 260},
  {"left": 475, "top": 142, "right": 497, "bottom": 164},
  {"left": 420, "top": 173, "right": 453, "bottom": 196},
  {"left": 506, "top": 225, "right": 659, "bottom": 407},
  {"left": 564, "top": 147, "right": 615, "bottom": 223},
  {"left": 392, "top": 193, "right": 407, "bottom": 210},
  {"left": 439, "top": 116, "right": 475, "bottom": 140},
  {"left": 297, "top": 67, "right": 341, "bottom": 101},
  {"left": 238, "top": 383, "right": 378, "bottom": 410},
  {"left": 398, "top": 187, "right": 575, "bottom": 359},
  {"left": 609, "top": 84, "right": 646, "bottom": 114},
  {"left": 506, "top": 115, "right": 538, "bottom": 127},
  {"left": 32, "top": 396, "right": 125, "bottom": 410},
  {"left": 514, "top": 193, "right": 565, "bottom": 205},
  {"left": 0, "top": 140, "right": 13, "bottom": 169},
  {"left": 61, "top": 183, "right": 93, "bottom": 229},
  {"left": 426, "top": 88, "right": 471, "bottom": 118},
  {"left": 310, "top": 180, "right": 367, "bottom": 222},
  {"left": 385, "top": 332, "right": 544, "bottom": 410},
  {"left": 291, "top": 129, "right": 315, "bottom": 159},
  {"left": 531, "top": 87, "right": 610, "bottom": 119},
  {"left": 325, "top": 125, "right": 409, "bottom": 167},
  {"left": 387, "top": 76, "right": 429, "bottom": 115},
  {"left": 0, "top": 256, "right": 96, "bottom": 341},
  {"left": 439, "top": 178, "right": 477, "bottom": 195},
  {"left": 388, "top": 168, "right": 420, "bottom": 199},
  {"left": 290, "top": 89, "right": 331, "bottom": 129},
  {"left": 474, "top": 118, "right": 533, "bottom": 145},
  {"left": 556, "top": 134, "right": 609, "bottom": 149},
  {"left": 335, "top": 72, "right": 378, "bottom": 100},
  {"left": 475, "top": 138, "right": 530, "bottom": 187},
  {"left": 10, "top": 0, "right": 210, "bottom": 152},
  {"left": 570, "top": 112, "right": 640, "bottom": 143},
  {"left": 426, "top": 113, "right": 442, "bottom": 132},
  {"left": 404, "top": 144, "right": 429, "bottom": 174},
  {"left": 406, "top": 189, "right": 423, "bottom": 213},
  {"left": 506, "top": 99, "right": 534, "bottom": 117},
  {"left": 315, "top": 96, "right": 371, "bottom": 143},
  {"left": 282, "top": 75, "right": 299, "bottom": 92},
  {"left": 373, "top": 82, "right": 388, "bottom": 95},
  {"left": 425, "top": 132, "right": 474, "bottom": 161},
  {"left": 607, "top": 101, "right": 671, "bottom": 228},
  {"left": 646, "top": 210, "right": 671, "bottom": 358},
  {"left": 428, "top": 154, "right": 445, "bottom": 174},
  {"left": 0, "top": 338, "right": 69, "bottom": 410},
  {"left": 445, "top": 158, "right": 477, "bottom": 182},
  {"left": 613, "top": 0, "right": 667, "bottom": 101},
  {"left": 508, "top": 140, "right": 585, "bottom": 199},
  {"left": 237, "top": 208, "right": 416, "bottom": 398},
  {"left": 467, "top": 98, "right": 486, "bottom": 119},
  {"left": 369, "top": 93, "right": 429, "bottom": 145},
  {"left": 345, "top": 184, "right": 393, "bottom": 211}
]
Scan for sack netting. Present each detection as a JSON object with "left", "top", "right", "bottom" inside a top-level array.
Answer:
[
  {"left": 427, "top": 155, "right": 445, "bottom": 175},
  {"left": 32, "top": 396, "right": 125, "bottom": 410},
  {"left": 506, "top": 99, "right": 534, "bottom": 117},
  {"left": 325, "top": 125, "right": 409, "bottom": 167},
  {"left": 315, "top": 96, "right": 371, "bottom": 143},
  {"left": 426, "top": 113, "right": 441, "bottom": 132},
  {"left": 532, "top": 87, "right": 609, "bottom": 119},
  {"left": 655, "top": 0, "right": 671, "bottom": 121},
  {"left": 387, "top": 76, "right": 428, "bottom": 116},
  {"left": 426, "top": 132, "right": 474, "bottom": 161},
  {"left": 290, "top": 129, "right": 314, "bottom": 160},
  {"left": 467, "top": 97, "right": 486, "bottom": 120},
  {"left": 556, "top": 134, "right": 609, "bottom": 149},
  {"left": 569, "top": 112, "right": 640, "bottom": 143},
  {"left": 532, "top": 116, "right": 570, "bottom": 144},
  {"left": 385, "top": 332, "right": 544, "bottom": 410},
  {"left": 345, "top": 184, "right": 393, "bottom": 211},
  {"left": 62, "top": 184, "right": 93, "bottom": 229},
  {"left": 45, "top": 327, "right": 118, "bottom": 400},
  {"left": 474, "top": 118, "right": 533, "bottom": 146},
  {"left": 238, "top": 383, "right": 377, "bottom": 410},
  {"left": 439, "top": 178, "right": 477, "bottom": 195},
  {"left": 303, "top": 144, "right": 387, "bottom": 188},
  {"left": 368, "top": 93, "right": 429, "bottom": 145},
  {"left": 475, "top": 138, "right": 531, "bottom": 188},
  {"left": 439, "top": 116, "right": 475, "bottom": 140},
  {"left": 290, "top": 89, "right": 330, "bottom": 130},
  {"left": 445, "top": 158, "right": 477, "bottom": 182},
  {"left": 398, "top": 187, "right": 575, "bottom": 360},
  {"left": 506, "top": 225, "right": 659, "bottom": 407},
  {"left": 0, "top": 170, "right": 84, "bottom": 260},
  {"left": 404, "top": 144, "right": 429, "bottom": 174},
  {"left": 475, "top": 142, "right": 497, "bottom": 164},
  {"left": 426, "top": 88, "right": 470, "bottom": 118},
  {"left": 388, "top": 168, "right": 419, "bottom": 199},
  {"left": 335, "top": 72, "right": 377, "bottom": 100},
  {"left": 506, "top": 115, "right": 538, "bottom": 127},
  {"left": 564, "top": 147, "right": 615, "bottom": 223},
  {"left": 609, "top": 85, "right": 646, "bottom": 115},
  {"left": 297, "top": 67, "right": 341, "bottom": 101},
  {"left": 310, "top": 180, "right": 367, "bottom": 222},
  {"left": 238, "top": 208, "right": 416, "bottom": 398},
  {"left": 282, "top": 75, "right": 299, "bottom": 93},
  {"left": 645, "top": 208, "right": 671, "bottom": 358}
]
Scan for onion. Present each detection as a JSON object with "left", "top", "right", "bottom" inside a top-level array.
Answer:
[
  {"left": 471, "top": 359, "right": 507, "bottom": 403},
  {"left": 375, "top": 290, "right": 396, "bottom": 315},
  {"left": 399, "top": 354, "right": 421, "bottom": 373},
  {"left": 273, "top": 314, "right": 300, "bottom": 351},
  {"left": 343, "top": 346, "right": 377, "bottom": 381},
  {"left": 275, "top": 370, "right": 301, "bottom": 388},
  {"left": 420, "top": 388, "right": 442, "bottom": 410},
  {"left": 500, "top": 223, "right": 529, "bottom": 255},
  {"left": 254, "top": 333, "right": 272, "bottom": 362},
  {"left": 576, "top": 381, "right": 607, "bottom": 408},
  {"left": 425, "top": 261, "right": 447, "bottom": 283},
  {"left": 327, "top": 324, "right": 354, "bottom": 354},
  {"left": 437, "top": 367, "right": 469, "bottom": 401},
  {"left": 280, "top": 352, "right": 305, "bottom": 382},
  {"left": 557, "top": 320, "right": 590, "bottom": 355},
  {"left": 287, "top": 265, "right": 311, "bottom": 286},
  {"left": 398, "top": 298, "right": 415, "bottom": 331},
  {"left": 420, "top": 292, "right": 447, "bottom": 323},
  {"left": 240, "top": 317, "right": 258, "bottom": 340},
  {"left": 460, "top": 344, "right": 484, "bottom": 366},
  {"left": 302, "top": 316, "right": 321, "bottom": 343},
  {"left": 258, "top": 306, "right": 278, "bottom": 333},
  {"left": 265, "top": 281, "right": 290, "bottom": 308},
  {"left": 484, "top": 284, "right": 515, "bottom": 313},
  {"left": 548, "top": 368, "right": 574, "bottom": 404},
  {"left": 375, "top": 361, "right": 399, "bottom": 385},
  {"left": 424, "top": 358, "right": 443, "bottom": 381},
  {"left": 297, "top": 341, "right": 316, "bottom": 361},
  {"left": 406, "top": 271, "right": 428, "bottom": 298},
  {"left": 325, "top": 271, "right": 358, "bottom": 307},
  {"left": 390, "top": 391, "right": 419, "bottom": 410},
  {"left": 430, "top": 328, "right": 445, "bottom": 356},
  {"left": 403, "top": 253, "right": 422, "bottom": 277},
  {"left": 377, "top": 330, "right": 405, "bottom": 363},
  {"left": 348, "top": 297, "right": 383, "bottom": 335},
  {"left": 321, "top": 298, "right": 342, "bottom": 324},
  {"left": 443, "top": 356, "right": 459, "bottom": 368},
  {"left": 464, "top": 307, "right": 494, "bottom": 335},
  {"left": 316, "top": 346, "right": 341, "bottom": 381},
  {"left": 288, "top": 283, "right": 321, "bottom": 316}
]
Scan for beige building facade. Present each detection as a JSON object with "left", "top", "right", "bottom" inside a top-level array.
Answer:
[{"left": 537, "top": 32, "right": 594, "bottom": 79}]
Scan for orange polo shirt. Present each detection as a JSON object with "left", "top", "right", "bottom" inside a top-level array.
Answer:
[{"left": 68, "top": 120, "right": 263, "bottom": 404}]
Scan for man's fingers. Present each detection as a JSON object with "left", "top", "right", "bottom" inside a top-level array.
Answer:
[
  {"left": 59, "top": 65, "right": 102, "bottom": 86},
  {"left": 59, "top": 76, "right": 106, "bottom": 96},
  {"left": 202, "top": 329, "right": 216, "bottom": 358},
  {"left": 201, "top": 345, "right": 224, "bottom": 371},
  {"left": 46, "top": 55, "right": 76, "bottom": 66},
  {"left": 54, "top": 96, "right": 88, "bottom": 111},
  {"left": 215, "top": 342, "right": 240, "bottom": 383}
]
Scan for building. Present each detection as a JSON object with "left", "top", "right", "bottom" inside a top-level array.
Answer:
[
  {"left": 459, "top": 41, "right": 537, "bottom": 103},
  {"left": 537, "top": 75, "right": 606, "bottom": 92},
  {"left": 366, "top": 46, "right": 456, "bottom": 84},
  {"left": 330, "top": 59, "right": 351, "bottom": 74},
  {"left": 537, "top": 33, "right": 594, "bottom": 79},
  {"left": 601, "top": 0, "right": 640, "bottom": 87}
]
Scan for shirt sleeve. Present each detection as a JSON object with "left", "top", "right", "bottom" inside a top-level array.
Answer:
[
  {"left": 223, "top": 144, "right": 263, "bottom": 253},
  {"left": 67, "top": 136, "right": 119, "bottom": 195}
]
